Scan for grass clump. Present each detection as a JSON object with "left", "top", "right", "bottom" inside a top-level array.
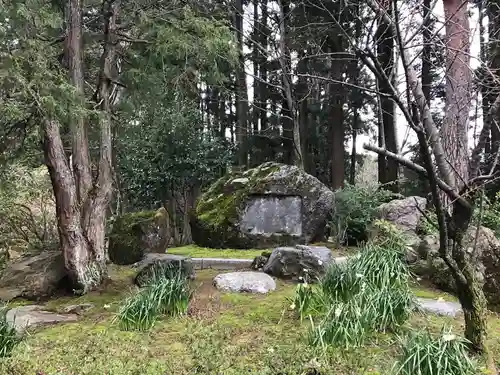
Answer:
[
  {"left": 308, "top": 298, "right": 370, "bottom": 350},
  {"left": 115, "top": 265, "right": 191, "bottom": 331},
  {"left": 0, "top": 305, "right": 21, "bottom": 358},
  {"left": 393, "top": 327, "right": 477, "bottom": 375},
  {"left": 294, "top": 220, "right": 416, "bottom": 348}
]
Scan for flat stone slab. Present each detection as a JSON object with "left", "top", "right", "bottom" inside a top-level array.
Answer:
[
  {"left": 213, "top": 271, "right": 276, "bottom": 294},
  {"left": 416, "top": 298, "right": 462, "bottom": 317},
  {"left": 6, "top": 305, "right": 79, "bottom": 334}
]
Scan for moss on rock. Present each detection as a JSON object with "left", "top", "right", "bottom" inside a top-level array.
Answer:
[{"left": 108, "top": 209, "right": 169, "bottom": 265}]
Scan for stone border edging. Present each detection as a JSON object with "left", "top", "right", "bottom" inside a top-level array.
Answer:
[{"left": 191, "top": 257, "right": 253, "bottom": 270}]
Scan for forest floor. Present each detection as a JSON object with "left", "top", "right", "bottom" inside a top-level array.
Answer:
[{"left": 0, "top": 247, "right": 499, "bottom": 375}]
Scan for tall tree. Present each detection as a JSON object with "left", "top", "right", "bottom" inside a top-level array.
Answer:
[
  {"left": 375, "top": 0, "right": 398, "bottom": 191},
  {"left": 43, "top": 0, "right": 119, "bottom": 292},
  {"left": 234, "top": 0, "right": 249, "bottom": 168},
  {"left": 440, "top": 0, "right": 471, "bottom": 187},
  {"left": 353, "top": 0, "right": 498, "bottom": 360},
  {"left": 278, "top": 0, "right": 304, "bottom": 168}
]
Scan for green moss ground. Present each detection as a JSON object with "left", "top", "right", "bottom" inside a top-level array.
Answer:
[
  {"left": 168, "top": 245, "right": 266, "bottom": 259},
  {"left": 168, "top": 243, "right": 351, "bottom": 259},
  {"left": 1, "top": 266, "right": 499, "bottom": 375}
]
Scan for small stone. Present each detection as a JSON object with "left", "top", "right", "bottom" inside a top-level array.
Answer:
[
  {"left": 213, "top": 271, "right": 276, "bottom": 293},
  {"left": 62, "top": 303, "right": 95, "bottom": 314}
]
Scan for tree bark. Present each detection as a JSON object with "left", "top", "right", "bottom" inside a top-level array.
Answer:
[
  {"left": 66, "top": 0, "right": 92, "bottom": 204},
  {"left": 80, "top": 0, "right": 120, "bottom": 279},
  {"left": 327, "top": 39, "right": 346, "bottom": 189},
  {"left": 422, "top": 0, "right": 432, "bottom": 105},
  {"left": 43, "top": 119, "right": 92, "bottom": 291},
  {"left": 441, "top": 0, "right": 471, "bottom": 188}
]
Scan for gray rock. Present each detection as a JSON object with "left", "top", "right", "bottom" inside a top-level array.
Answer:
[
  {"left": 213, "top": 272, "right": 276, "bottom": 293},
  {"left": 192, "top": 162, "right": 334, "bottom": 249},
  {"left": 412, "top": 226, "right": 500, "bottom": 307},
  {"left": 263, "top": 245, "right": 333, "bottom": 281},
  {"left": 376, "top": 196, "right": 427, "bottom": 234},
  {"left": 0, "top": 251, "right": 66, "bottom": 301},
  {"left": 6, "top": 305, "right": 78, "bottom": 334},
  {"left": 62, "top": 303, "right": 95, "bottom": 314},
  {"left": 134, "top": 254, "right": 194, "bottom": 287},
  {"left": 416, "top": 298, "right": 462, "bottom": 317}
]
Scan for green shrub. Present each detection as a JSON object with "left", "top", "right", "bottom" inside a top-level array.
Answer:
[
  {"left": 393, "top": 328, "right": 477, "bottom": 375},
  {"left": 0, "top": 305, "right": 21, "bottom": 358},
  {"left": 115, "top": 267, "right": 191, "bottom": 331},
  {"left": 477, "top": 193, "right": 500, "bottom": 236},
  {"left": 0, "top": 165, "right": 58, "bottom": 257},
  {"left": 331, "top": 183, "right": 399, "bottom": 245},
  {"left": 418, "top": 193, "right": 500, "bottom": 236}
]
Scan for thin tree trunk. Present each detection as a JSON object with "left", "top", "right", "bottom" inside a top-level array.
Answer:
[
  {"left": 328, "top": 49, "right": 346, "bottom": 190},
  {"left": 234, "top": 0, "right": 248, "bottom": 168},
  {"left": 181, "top": 188, "right": 193, "bottom": 245},
  {"left": 422, "top": 0, "right": 432, "bottom": 104},
  {"left": 278, "top": 0, "right": 303, "bottom": 168},
  {"left": 252, "top": 0, "right": 260, "bottom": 154},
  {"left": 376, "top": 2, "right": 398, "bottom": 191},
  {"left": 350, "top": 112, "right": 358, "bottom": 186},
  {"left": 259, "top": 0, "right": 269, "bottom": 139},
  {"left": 81, "top": 0, "right": 120, "bottom": 278}
]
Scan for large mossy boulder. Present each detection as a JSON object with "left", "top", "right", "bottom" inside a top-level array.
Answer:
[
  {"left": 411, "top": 226, "right": 500, "bottom": 308},
  {"left": 108, "top": 208, "right": 169, "bottom": 265},
  {"left": 0, "top": 251, "right": 66, "bottom": 301},
  {"left": 191, "top": 162, "right": 335, "bottom": 249}
]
